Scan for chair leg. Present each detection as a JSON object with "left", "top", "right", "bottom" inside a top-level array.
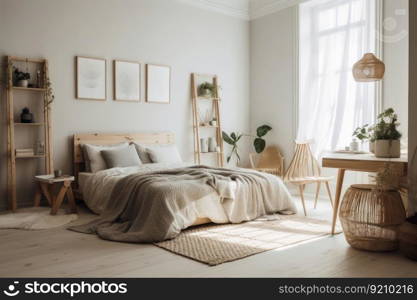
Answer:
[
  {"left": 314, "top": 182, "right": 321, "bottom": 209},
  {"left": 325, "top": 181, "right": 334, "bottom": 208},
  {"left": 298, "top": 185, "right": 307, "bottom": 216}
]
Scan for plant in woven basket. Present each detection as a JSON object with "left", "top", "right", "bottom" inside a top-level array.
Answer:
[{"left": 375, "top": 163, "right": 401, "bottom": 192}]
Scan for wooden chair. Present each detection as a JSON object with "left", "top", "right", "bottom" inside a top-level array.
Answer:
[
  {"left": 249, "top": 146, "right": 284, "bottom": 177},
  {"left": 283, "top": 142, "right": 333, "bottom": 216}
]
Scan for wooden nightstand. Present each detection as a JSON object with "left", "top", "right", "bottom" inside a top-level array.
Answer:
[{"left": 34, "top": 175, "right": 77, "bottom": 215}]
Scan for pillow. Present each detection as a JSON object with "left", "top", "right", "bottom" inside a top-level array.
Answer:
[
  {"left": 147, "top": 144, "right": 183, "bottom": 163},
  {"left": 101, "top": 144, "right": 142, "bottom": 168},
  {"left": 133, "top": 143, "right": 153, "bottom": 164},
  {"left": 83, "top": 142, "right": 129, "bottom": 173}
]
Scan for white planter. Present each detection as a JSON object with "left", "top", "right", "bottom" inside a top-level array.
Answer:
[
  {"left": 369, "top": 141, "right": 375, "bottom": 153},
  {"left": 17, "top": 80, "right": 29, "bottom": 88},
  {"left": 374, "top": 140, "right": 401, "bottom": 158}
]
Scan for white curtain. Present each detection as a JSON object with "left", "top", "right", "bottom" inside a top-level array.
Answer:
[{"left": 298, "top": 0, "right": 378, "bottom": 157}]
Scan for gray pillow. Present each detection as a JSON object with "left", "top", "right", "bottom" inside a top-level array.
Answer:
[
  {"left": 101, "top": 144, "right": 142, "bottom": 168},
  {"left": 147, "top": 144, "right": 182, "bottom": 163},
  {"left": 133, "top": 143, "right": 153, "bottom": 164},
  {"left": 83, "top": 142, "right": 129, "bottom": 173}
]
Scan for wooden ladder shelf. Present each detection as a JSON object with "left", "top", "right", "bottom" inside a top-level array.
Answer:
[
  {"left": 6, "top": 56, "right": 53, "bottom": 211},
  {"left": 191, "top": 73, "right": 224, "bottom": 167}
]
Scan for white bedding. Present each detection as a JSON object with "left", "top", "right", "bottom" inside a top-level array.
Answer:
[{"left": 80, "top": 163, "right": 296, "bottom": 230}]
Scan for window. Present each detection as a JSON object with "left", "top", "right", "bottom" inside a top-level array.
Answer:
[{"left": 297, "top": 0, "right": 379, "bottom": 156}]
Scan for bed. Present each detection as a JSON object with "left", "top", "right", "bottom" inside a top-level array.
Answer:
[{"left": 70, "top": 132, "right": 297, "bottom": 242}]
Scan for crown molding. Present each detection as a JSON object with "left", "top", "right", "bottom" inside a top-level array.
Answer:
[
  {"left": 178, "top": 0, "right": 250, "bottom": 20},
  {"left": 250, "top": 0, "right": 307, "bottom": 20}
]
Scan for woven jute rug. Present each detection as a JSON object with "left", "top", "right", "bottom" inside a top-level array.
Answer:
[{"left": 155, "top": 215, "right": 341, "bottom": 266}]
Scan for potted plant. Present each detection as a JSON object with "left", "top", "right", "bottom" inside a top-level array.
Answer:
[
  {"left": 198, "top": 82, "right": 215, "bottom": 97},
  {"left": 222, "top": 125, "right": 272, "bottom": 164},
  {"left": 14, "top": 68, "right": 31, "bottom": 88},
  {"left": 373, "top": 108, "right": 402, "bottom": 158},
  {"left": 352, "top": 124, "right": 375, "bottom": 152}
]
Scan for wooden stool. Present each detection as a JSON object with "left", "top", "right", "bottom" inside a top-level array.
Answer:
[{"left": 34, "top": 175, "right": 77, "bottom": 215}]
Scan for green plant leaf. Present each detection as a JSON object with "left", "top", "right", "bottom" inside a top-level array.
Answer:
[
  {"left": 256, "top": 125, "right": 272, "bottom": 137},
  {"left": 222, "top": 131, "right": 234, "bottom": 145},
  {"left": 254, "top": 138, "right": 266, "bottom": 153},
  {"left": 231, "top": 132, "right": 237, "bottom": 141}
]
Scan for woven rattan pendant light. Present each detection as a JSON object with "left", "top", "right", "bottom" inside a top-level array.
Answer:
[{"left": 352, "top": 53, "right": 385, "bottom": 82}]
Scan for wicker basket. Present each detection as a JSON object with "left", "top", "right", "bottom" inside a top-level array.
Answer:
[{"left": 339, "top": 184, "right": 406, "bottom": 251}]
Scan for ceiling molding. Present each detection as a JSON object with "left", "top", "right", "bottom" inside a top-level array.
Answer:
[
  {"left": 250, "top": 0, "right": 307, "bottom": 20},
  {"left": 178, "top": 0, "right": 250, "bottom": 20}
]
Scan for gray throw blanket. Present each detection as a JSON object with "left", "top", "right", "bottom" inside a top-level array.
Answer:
[{"left": 69, "top": 166, "right": 296, "bottom": 242}]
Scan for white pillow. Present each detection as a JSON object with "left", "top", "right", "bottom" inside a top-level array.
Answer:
[
  {"left": 83, "top": 142, "right": 129, "bottom": 173},
  {"left": 147, "top": 144, "right": 183, "bottom": 163}
]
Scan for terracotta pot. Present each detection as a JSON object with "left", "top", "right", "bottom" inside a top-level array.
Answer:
[{"left": 374, "top": 140, "right": 400, "bottom": 158}]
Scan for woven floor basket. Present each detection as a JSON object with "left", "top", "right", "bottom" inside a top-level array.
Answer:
[{"left": 339, "top": 184, "right": 406, "bottom": 251}]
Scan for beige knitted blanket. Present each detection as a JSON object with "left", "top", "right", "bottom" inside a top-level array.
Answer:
[{"left": 69, "top": 166, "right": 296, "bottom": 242}]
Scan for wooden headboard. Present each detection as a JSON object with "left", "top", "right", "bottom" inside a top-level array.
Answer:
[{"left": 73, "top": 132, "right": 175, "bottom": 180}]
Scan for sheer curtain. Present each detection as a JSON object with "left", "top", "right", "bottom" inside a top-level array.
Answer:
[{"left": 298, "top": 0, "right": 378, "bottom": 157}]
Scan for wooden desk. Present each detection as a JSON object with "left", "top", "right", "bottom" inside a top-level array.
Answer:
[{"left": 322, "top": 152, "right": 407, "bottom": 234}]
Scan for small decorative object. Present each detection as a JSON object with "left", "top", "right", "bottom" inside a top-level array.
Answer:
[
  {"left": 339, "top": 165, "right": 406, "bottom": 251},
  {"left": 114, "top": 60, "right": 140, "bottom": 102},
  {"left": 344, "top": 146, "right": 350, "bottom": 151},
  {"left": 350, "top": 139, "right": 359, "bottom": 151},
  {"left": 399, "top": 215, "right": 417, "bottom": 261},
  {"left": 210, "top": 117, "right": 217, "bottom": 126},
  {"left": 198, "top": 82, "right": 215, "bottom": 97},
  {"left": 223, "top": 125, "right": 272, "bottom": 164},
  {"left": 13, "top": 68, "right": 31, "bottom": 87},
  {"left": 54, "top": 169, "right": 62, "bottom": 178},
  {"left": 200, "top": 138, "right": 208, "bottom": 153},
  {"left": 353, "top": 53, "right": 385, "bottom": 82},
  {"left": 208, "top": 137, "right": 217, "bottom": 152},
  {"left": 374, "top": 108, "right": 402, "bottom": 158},
  {"left": 35, "top": 140, "right": 45, "bottom": 155},
  {"left": 146, "top": 64, "right": 170, "bottom": 104},
  {"left": 76, "top": 56, "right": 106, "bottom": 100},
  {"left": 20, "top": 107, "right": 33, "bottom": 123},
  {"left": 36, "top": 70, "right": 42, "bottom": 88}
]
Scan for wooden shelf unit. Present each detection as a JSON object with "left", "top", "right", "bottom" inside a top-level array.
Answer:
[
  {"left": 6, "top": 56, "right": 53, "bottom": 211},
  {"left": 191, "top": 73, "right": 224, "bottom": 167}
]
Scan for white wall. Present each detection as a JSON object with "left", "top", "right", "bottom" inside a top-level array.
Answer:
[
  {"left": 383, "top": 0, "right": 409, "bottom": 135},
  {"left": 0, "top": 0, "right": 250, "bottom": 210},
  {"left": 250, "top": 6, "right": 298, "bottom": 165}
]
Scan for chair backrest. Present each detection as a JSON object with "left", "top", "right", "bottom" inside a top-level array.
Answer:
[
  {"left": 283, "top": 142, "right": 321, "bottom": 181},
  {"left": 249, "top": 146, "right": 284, "bottom": 175}
]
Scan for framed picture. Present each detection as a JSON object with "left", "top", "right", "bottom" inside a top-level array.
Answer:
[
  {"left": 113, "top": 60, "right": 141, "bottom": 102},
  {"left": 75, "top": 56, "right": 106, "bottom": 100},
  {"left": 146, "top": 64, "right": 171, "bottom": 104}
]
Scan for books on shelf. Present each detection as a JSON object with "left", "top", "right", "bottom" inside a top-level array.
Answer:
[{"left": 15, "top": 148, "right": 35, "bottom": 157}]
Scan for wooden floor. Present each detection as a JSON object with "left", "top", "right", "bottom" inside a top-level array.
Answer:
[{"left": 1, "top": 195, "right": 416, "bottom": 278}]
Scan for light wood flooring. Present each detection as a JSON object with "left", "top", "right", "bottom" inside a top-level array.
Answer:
[{"left": 1, "top": 195, "right": 416, "bottom": 277}]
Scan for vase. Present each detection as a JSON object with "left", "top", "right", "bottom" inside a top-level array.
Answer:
[
  {"left": 20, "top": 108, "right": 33, "bottom": 123},
  {"left": 369, "top": 141, "right": 375, "bottom": 153},
  {"left": 200, "top": 138, "right": 208, "bottom": 153},
  {"left": 350, "top": 139, "right": 359, "bottom": 151},
  {"left": 208, "top": 137, "right": 217, "bottom": 152},
  {"left": 17, "top": 80, "right": 29, "bottom": 88},
  {"left": 375, "top": 140, "right": 400, "bottom": 158}
]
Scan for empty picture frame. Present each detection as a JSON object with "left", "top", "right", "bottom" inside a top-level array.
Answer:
[
  {"left": 76, "top": 56, "right": 106, "bottom": 100},
  {"left": 146, "top": 64, "right": 171, "bottom": 104},
  {"left": 113, "top": 60, "right": 141, "bottom": 102}
]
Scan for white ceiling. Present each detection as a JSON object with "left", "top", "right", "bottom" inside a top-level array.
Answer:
[{"left": 179, "top": 0, "right": 305, "bottom": 20}]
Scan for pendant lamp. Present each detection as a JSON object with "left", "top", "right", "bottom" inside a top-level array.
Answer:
[{"left": 352, "top": 53, "right": 385, "bottom": 82}]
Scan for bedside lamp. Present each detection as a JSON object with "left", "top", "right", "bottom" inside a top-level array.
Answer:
[{"left": 352, "top": 53, "right": 385, "bottom": 82}]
